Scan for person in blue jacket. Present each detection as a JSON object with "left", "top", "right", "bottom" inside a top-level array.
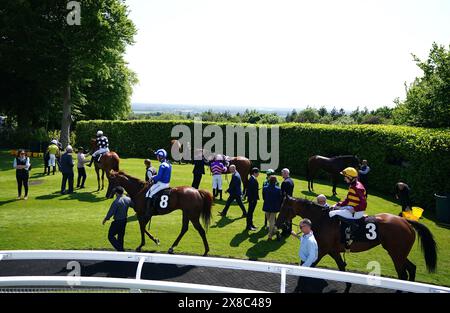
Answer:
[
  {"left": 218, "top": 165, "right": 247, "bottom": 218},
  {"left": 263, "top": 175, "right": 282, "bottom": 241},
  {"left": 145, "top": 149, "right": 172, "bottom": 216}
]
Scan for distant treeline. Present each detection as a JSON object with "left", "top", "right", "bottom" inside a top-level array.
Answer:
[{"left": 127, "top": 106, "right": 395, "bottom": 125}]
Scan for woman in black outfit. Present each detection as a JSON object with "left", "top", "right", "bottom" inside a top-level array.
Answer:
[{"left": 13, "top": 149, "right": 31, "bottom": 200}]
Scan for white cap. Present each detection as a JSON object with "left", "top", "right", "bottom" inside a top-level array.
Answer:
[
  {"left": 51, "top": 140, "right": 57, "bottom": 144},
  {"left": 66, "top": 145, "right": 73, "bottom": 152},
  {"left": 97, "top": 130, "right": 103, "bottom": 136}
]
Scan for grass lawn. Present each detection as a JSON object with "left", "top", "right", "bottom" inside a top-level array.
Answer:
[{"left": 0, "top": 150, "right": 449, "bottom": 287}]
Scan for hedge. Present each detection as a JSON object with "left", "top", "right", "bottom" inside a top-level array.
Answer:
[{"left": 75, "top": 120, "right": 450, "bottom": 210}]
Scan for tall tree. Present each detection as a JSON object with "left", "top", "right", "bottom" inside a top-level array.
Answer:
[
  {"left": 0, "top": 0, "right": 137, "bottom": 146},
  {"left": 393, "top": 43, "right": 450, "bottom": 128}
]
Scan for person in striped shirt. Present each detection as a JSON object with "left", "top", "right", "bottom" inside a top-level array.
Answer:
[
  {"left": 210, "top": 155, "right": 227, "bottom": 200},
  {"left": 329, "top": 167, "right": 367, "bottom": 220}
]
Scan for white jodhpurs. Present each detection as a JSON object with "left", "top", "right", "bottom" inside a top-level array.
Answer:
[
  {"left": 92, "top": 148, "right": 110, "bottom": 158},
  {"left": 329, "top": 206, "right": 365, "bottom": 219},
  {"left": 48, "top": 154, "right": 56, "bottom": 167},
  {"left": 146, "top": 181, "right": 170, "bottom": 198},
  {"left": 212, "top": 175, "right": 223, "bottom": 189}
]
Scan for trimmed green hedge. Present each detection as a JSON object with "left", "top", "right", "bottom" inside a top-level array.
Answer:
[{"left": 75, "top": 120, "right": 450, "bottom": 210}]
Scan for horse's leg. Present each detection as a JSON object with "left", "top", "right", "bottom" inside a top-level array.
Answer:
[
  {"left": 95, "top": 167, "right": 100, "bottom": 191},
  {"left": 329, "top": 251, "right": 352, "bottom": 293},
  {"left": 101, "top": 169, "right": 105, "bottom": 190},
  {"left": 331, "top": 174, "right": 338, "bottom": 195},
  {"left": 191, "top": 218, "right": 210, "bottom": 256},
  {"left": 405, "top": 259, "right": 416, "bottom": 282},
  {"left": 143, "top": 217, "right": 160, "bottom": 245},
  {"left": 136, "top": 217, "right": 148, "bottom": 252},
  {"left": 168, "top": 211, "right": 189, "bottom": 254}
]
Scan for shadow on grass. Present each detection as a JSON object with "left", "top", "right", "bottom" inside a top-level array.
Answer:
[
  {"left": 230, "top": 227, "right": 268, "bottom": 247},
  {"left": 0, "top": 199, "right": 19, "bottom": 206},
  {"left": 210, "top": 215, "right": 244, "bottom": 229},
  {"left": 127, "top": 214, "right": 138, "bottom": 223},
  {"left": 35, "top": 191, "right": 105, "bottom": 203},
  {"left": 245, "top": 235, "right": 287, "bottom": 260}
]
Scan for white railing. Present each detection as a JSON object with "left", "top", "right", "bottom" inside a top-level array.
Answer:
[{"left": 0, "top": 250, "right": 449, "bottom": 293}]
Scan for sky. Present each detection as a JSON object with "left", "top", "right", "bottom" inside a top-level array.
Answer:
[{"left": 124, "top": 0, "right": 450, "bottom": 111}]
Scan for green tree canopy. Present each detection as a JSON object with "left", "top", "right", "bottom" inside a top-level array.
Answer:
[{"left": 393, "top": 43, "right": 450, "bottom": 128}]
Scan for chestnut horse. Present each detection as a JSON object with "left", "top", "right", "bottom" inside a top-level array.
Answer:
[
  {"left": 307, "top": 155, "right": 360, "bottom": 195},
  {"left": 107, "top": 171, "right": 213, "bottom": 256},
  {"left": 276, "top": 196, "right": 437, "bottom": 292},
  {"left": 90, "top": 139, "right": 120, "bottom": 192}
]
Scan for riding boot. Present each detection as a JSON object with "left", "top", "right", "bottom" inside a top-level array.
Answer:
[
  {"left": 213, "top": 188, "right": 217, "bottom": 198},
  {"left": 52, "top": 166, "right": 56, "bottom": 175},
  {"left": 219, "top": 189, "right": 223, "bottom": 200},
  {"left": 87, "top": 157, "right": 94, "bottom": 167},
  {"left": 145, "top": 197, "right": 153, "bottom": 217}
]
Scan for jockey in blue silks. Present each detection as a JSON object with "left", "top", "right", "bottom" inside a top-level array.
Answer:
[{"left": 145, "top": 149, "right": 172, "bottom": 215}]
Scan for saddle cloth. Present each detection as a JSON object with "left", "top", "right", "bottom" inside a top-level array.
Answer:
[{"left": 339, "top": 216, "right": 379, "bottom": 244}]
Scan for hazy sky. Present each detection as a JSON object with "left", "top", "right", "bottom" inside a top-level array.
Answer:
[{"left": 124, "top": 0, "right": 450, "bottom": 110}]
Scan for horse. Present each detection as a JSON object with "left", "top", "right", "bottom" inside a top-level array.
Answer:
[
  {"left": 170, "top": 139, "right": 192, "bottom": 164},
  {"left": 107, "top": 171, "right": 213, "bottom": 256},
  {"left": 275, "top": 196, "right": 437, "bottom": 292},
  {"left": 307, "top": 155, "right": 360, "bottom": 195},
  {"left": 90, "top": 138, "right": 120, "bottom": 192}
]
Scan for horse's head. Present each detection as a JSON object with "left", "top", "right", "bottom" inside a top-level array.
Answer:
[
  {"left": 275, "top": 195, "right": 298, "bottom": 229},
  {"left": 106, "top": 170, "right": 121, "bottom": 199},
  {"left": 90, "top": 138, "right": 97, "bottom": 151},
  {"left": 351, "top": 155, "right": 361, "bottom": 169}
]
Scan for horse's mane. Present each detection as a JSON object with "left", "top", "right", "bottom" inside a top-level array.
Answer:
[
  {"left": 117, "top": 171, "right": 147, "bottom": 188},
  {"left": 293, "top": 197, "right": 330, "bottom": 212}
]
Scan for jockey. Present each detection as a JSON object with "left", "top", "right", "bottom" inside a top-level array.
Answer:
[
  {"left": 145, "top": 149, "right": 172, "bottom": 215},
  {"left": 210, "top": 155, "right": 227, "bottom": 200},
  {"left": 46, "top": 139, "right": 60, "bottom": 175},
  {"left": 87, "top": 130, "right": 110, "bottom": 167},
  {"left": 329, "top": 167, "right": 367, "bottom": 220}
]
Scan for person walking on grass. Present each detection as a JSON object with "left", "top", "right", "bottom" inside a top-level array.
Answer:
[
  {"left": 210, "top": 155, "right": 227, "bottom": 200},
  {"left": 144, "top": 159, "right": 157, "bottom": 183},
  {"left": 76, "top": 147, "right": 89, "bottom": 189},
  {"left": 246, "top": 167, "right": 260, "bottom": 231},
  {"left": 60, "top": 145, "right": 75, "bottom": 195},
  {"left": 218, "top": 165, "right": 247, "bottom": 218},
  {"left": 291, "top": 218, "right": 319, "bottom": 293},
  {"left": 13, "top": 149, "right": 31, "bottom": 200},
  {"left": 102, "top": 186, "right": 134, "bottom": 252},
  {"left": 262, "top": 175, "right": 282, "bottom": 241}
]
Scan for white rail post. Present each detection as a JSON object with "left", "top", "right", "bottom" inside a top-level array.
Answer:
[
  {"left": 280, "top": 268, "right": 286, "bottom": 293},
  {"left": 132, "top": 256, "right": 147, "bottom": 293}
]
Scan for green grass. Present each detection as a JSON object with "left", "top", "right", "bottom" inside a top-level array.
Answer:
[{"left": 0, "top": 150, "right": 449, "bottom": 287}]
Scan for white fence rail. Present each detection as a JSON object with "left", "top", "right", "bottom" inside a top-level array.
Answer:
[{"left": 0, "top": 250, "right": 449, "bottom": 293}]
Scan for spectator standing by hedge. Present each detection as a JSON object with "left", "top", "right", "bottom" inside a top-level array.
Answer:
[
  {"left": 395, "top": 182, "right": 412, "bottom": 215},
  {"left": 60, "top": 145, "right": 75, "bottom": 194},
  {"left": 13, "top": 149, "right": 31, "bottom": 200},
  {"left": 76, "top": 147, "right": 89, "bottom": 189},
  {"left": 359, "top": 160, "right": 370, "bottom": 196},
  {"left": 262, "top": 175, "right": 282, "bottom": 241}
]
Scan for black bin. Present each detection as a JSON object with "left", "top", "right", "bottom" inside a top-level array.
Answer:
[{"left": 435, "top": 193, "right": 450, "bottom": 224}]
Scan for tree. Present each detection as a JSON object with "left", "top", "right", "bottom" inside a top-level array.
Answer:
[
  {"left": 294, "top": 107, "right": 320, "bottom": 123},
  {"left": 393, "top": 43, "right": 450, "bottom": 128},
  {"left": 0, "top": 0, "right": 137, "bottom": 146},
  {"left": 318, "top": 106, "right": 328, "bottom": 117}
]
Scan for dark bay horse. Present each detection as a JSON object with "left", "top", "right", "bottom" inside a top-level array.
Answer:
[
  {"left": 107, "top": 171, "right": 213, "bottom": 256},
  {"left": 90, "top": 138, "right": 120, "bottom": 192},
  {"left": 307, "top": 155, "right": 360, "bottom": 195},
  {"left": 276, "top": 196, "right": 437, "bottom": 292}
]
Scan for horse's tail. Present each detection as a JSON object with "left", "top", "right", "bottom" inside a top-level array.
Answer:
[
  {"left": 407, "top": 220, "right": 437, "bottom": 273},
  {"left": 198, "top": 189, "right": 213, "bottom": 230}
]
